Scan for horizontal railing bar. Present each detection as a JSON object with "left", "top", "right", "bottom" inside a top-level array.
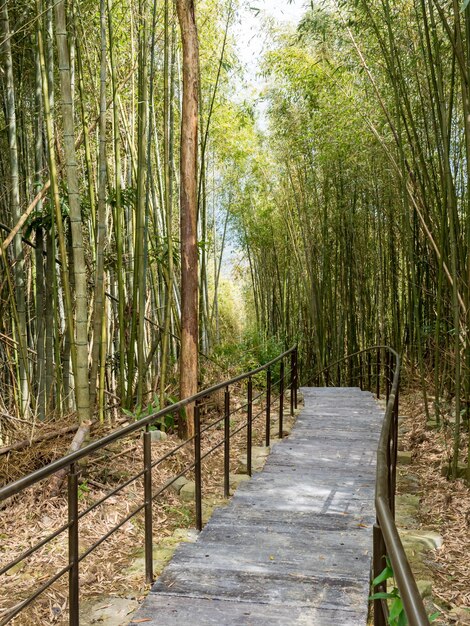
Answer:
[
  {"left": 0, "top": 562, "right": 72, "bottom": 626},
  {"left": 150, "top": 435, "right": 196, "bottom": 469},
  {"left": 227, "top": 401, "right": 249, "bottom": 417},
  {"left": 78, "top": 502, "right": 146, "bottom": 563},
  {"left": 0, "top": 520, "right": 72, "bottom": 576},
  {"left": 151, "top": 463, "right": 196, "bottom": 501},
  {"left": 0, "top": 430, "right": 197, "bottom": 557},
  {"left": 200, "top": 438, "right": 225, "bottom": 462},
  {"left": 307, "top": 346, "right": 398, "bottom": 384},
  {"left": 199, "top": 414, "right": 225, "bottom": 436},
  {"left": 251, "top": 390, "right": 266, "bottom": 403},
  {"left": 269, "top": 378, "right": 283, "bottom": 389},
  {"left": 0, "top": 347, "right": 298, "bottom": 626},
  {"left": 251, "top": 406, "right": 266, "bottom": 423},
  {"left": 0, "top": 348, "right": 296, "bottom": 501},
  {"left": 376, "top": 374, "right": 399, "bottom": 503},
  {"left": 229, "top": 420, "right": 248, "bottom": 438},
  {"left": 201, "top": 390, "right": 266, "bottom": 429},
  {"left": 78, "top": 469, "right": 146, "bottom": 519}
]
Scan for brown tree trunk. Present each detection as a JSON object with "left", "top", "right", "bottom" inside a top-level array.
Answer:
[{"left": 176, "top": 0, "right": 199, "bottom": 438}]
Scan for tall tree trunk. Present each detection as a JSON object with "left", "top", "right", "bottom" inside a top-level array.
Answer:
[
  {"left": 89, "top": 0, "right": 108, "bottom": 413},
  {"left": 34, "top": 38, "right": 46, "bottom": 421},
  {"left": 1, "top": 0, "right": 29, "bottom": 416},
  {"left": 176, "top": 0, "right": 199, "bottom": 438},
  {"left": 160, "top": 0, "right": 174, "bottom": 408},
  {"left": 107, "top": 0, "right": 126, "bottom": 404},
  {"left": 127, "top": 0, "right": 148, "bottom": 408},
  {"left": 54, "top": 0, "right": 90, "bottom": 422}
]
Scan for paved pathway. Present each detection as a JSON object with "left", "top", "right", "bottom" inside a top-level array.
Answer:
[{"left": 130, "top": 387, "right": 383, "bottom": 625}]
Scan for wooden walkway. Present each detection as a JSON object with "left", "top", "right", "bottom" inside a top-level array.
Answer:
[{"left": 130, "top": 387, "right": 383, "bottom": 625}]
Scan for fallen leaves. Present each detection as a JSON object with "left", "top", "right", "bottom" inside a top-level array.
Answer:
[
  {"left": 399, "top": 392, "right": 470, "bottom": 615},
  {"left": 0, "top": 386, "right": 274, "bottom": 624}
]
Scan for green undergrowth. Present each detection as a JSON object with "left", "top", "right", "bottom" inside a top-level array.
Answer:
[
  {"left": 370, "top": 557, "right": 440, "bottom": 625},
  {"left": 206, "top": 331, "right": 286, "bottom": 387}
]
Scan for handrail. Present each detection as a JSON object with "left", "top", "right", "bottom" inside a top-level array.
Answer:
[
  {"left": 312, "top": 346, "right": 430, "bottom": 626},
  {"left": 0, "top": 347, "right": 295, "bottom": 501},
  {"left": 308, "top": 345, "right": 391, "bottom": 383},
  {"left": 0, "top": 346, "right": 298, "bottom": 625}
]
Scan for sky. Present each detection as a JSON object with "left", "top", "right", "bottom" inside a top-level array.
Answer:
[
  {"left": 235, "top": 0, "right": 308, "bottom": 86},
  {"left": 219, "top": 0, "right": 308, "bottom": 279},
  {"left": 230, "top": 0, "right": 309, "bottom": 128}
]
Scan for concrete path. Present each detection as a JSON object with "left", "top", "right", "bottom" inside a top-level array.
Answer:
[{"left": 129, "top": 387, "right": 383, "bottom": 625}]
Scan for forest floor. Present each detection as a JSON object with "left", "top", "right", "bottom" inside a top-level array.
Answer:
[
  {"left": 2, "top": 384, "right": 470, "bottom": 625},
  {"left": 399, "top": 388, "right": 470, "bottom": 625},
  {"left": 0, "top": 384, "right": 288, "bottom": 625}
]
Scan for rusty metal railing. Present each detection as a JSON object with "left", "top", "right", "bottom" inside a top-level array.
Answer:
[
  {"left": 0, "top": 346, "right": 298, "bottom": 625},
  {"left": 312, "top": 346, "right": 430, "bottom": 626}
]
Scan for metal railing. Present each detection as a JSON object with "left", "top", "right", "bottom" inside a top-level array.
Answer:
[
  {"left": 312, "top": 346, "right": 430, "bottom": 626},
  {"left": 0, "top": 346, "right": 298, "bottom": 625}
]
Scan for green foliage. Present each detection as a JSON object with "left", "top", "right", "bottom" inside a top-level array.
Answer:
[
  {"left": 78, "top": 480, "right": 90, "bottom": 501},
  {"left": 108, "top": 185, "right": 136, "bottom": 211},
  {"left": 212, "top": 330, "right": 286, "bottom": 388},
  {"left": 163, "top": 503, "right": 193, "bottom": 526},
  {"left": 243, "top": 330, "right": 286, "bottom": 367},
  {"left": 122, "top": 394, "right": 175, "bottom": 431},
  {"left": 369, "top": 557, "right": 440, "bottom": 626}
]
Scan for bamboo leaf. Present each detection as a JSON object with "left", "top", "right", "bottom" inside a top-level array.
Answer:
[
  {"left": 369, "top": 591, "right": 395, "bottom": 600},
  {"left": 372, "top": 565, "right": 394, "bottom": 586},
  {"left": 389, "top": 597, "right": 404, "bottom": 621}
]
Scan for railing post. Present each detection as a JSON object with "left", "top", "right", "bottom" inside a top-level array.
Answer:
[
  {"left": 68, "top": 463, "right": 79, "bottom": 626},
  {"left": 325, "top": 367, "right": 329, "bottom": 387},
  {"left": 391, "top": 367, "right": 399, "bottom": 518},
  {"left": 290, "top": 350, "right": 295, "bottom": 417},
  {"left": 294, "top": 347, "right": 298, "bottom": 409},
  {"left": 376, "top": 347, "right": 381, "bottom": 399},
  {"left": 224, "top": 386, "right": 230, "bottom": 498},
  {"left": 386, "top": 424, "right": 393, "bottom": 513},
  {"left": 368, "top": 351, "right": 372, "bottom": 391},
  {"left": 143, "top": 428, "right": 153, "bottom": 583},
  {"left": 385, "top": 351, "right": 390, "bottom": 404},
  {"left": 359, "top": 354, "right": 363, "bottom": 390},
  {"left": 337, "top": 363, "right": 341, "bottom": 387},
  {"left": 266, "top": 368, "right": 271, "bottom": 448},
  {"left": 373, "top": 523, "right": 387, "bottom": 626},
  {"left": 279, "top": 359, "right": 284, "bottom": 439},
  {"left": 194, "top": 402, "right": 202, "bottom": 531},
  {"left": 247, "top": 376, "right": 253, "bottom": 476}
]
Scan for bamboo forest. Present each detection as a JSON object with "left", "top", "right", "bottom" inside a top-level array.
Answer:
[{"left": 1, "top": 0, "right": 470, "bottom": 624}]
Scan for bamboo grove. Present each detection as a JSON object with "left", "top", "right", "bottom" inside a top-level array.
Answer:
[
  {"left": 2, "top": 0, "right": 470, "bottom": 478},
  {"left": 0, "top": 0, "right": 237, "bottom": 437},
  {"left": 228, "top": 1, "right": 470, "bottom": 477}
]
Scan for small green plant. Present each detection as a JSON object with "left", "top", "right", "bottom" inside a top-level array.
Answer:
[
  {"left": 78, "top": 480, "right": 90, "bottom": 501},
  {"left": 123, "top": 394, "right": 175, "bottom": 431},
  {"left": 163, "top": 504, "right": 193, "bottom": 526},
  {"left": 369, "top": 557, "right": 440, "bottom": 626}
]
